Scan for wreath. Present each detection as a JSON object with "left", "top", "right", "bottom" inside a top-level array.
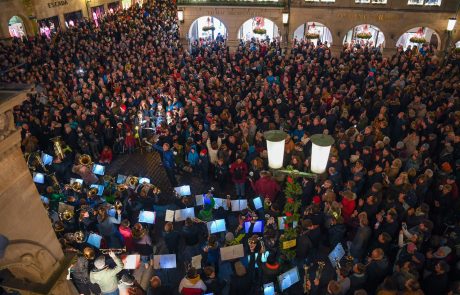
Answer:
[
  {"left": 455, "top": 47, "right": 460, "bottom": 53},
  {"left": 409, "top": 36, "right": 426, "bottom": 44},
  {"left": 253, "top": 28, "right": 267, "bottom": 35},
  {"left": 202, "top": 26, "right": 215, "bottom": 32},
  {"left": 356, "top": 32, "right": 372, "bottom": 39},
  {"left": 305, "top": 32, "right": 320, "bottom": 39}
]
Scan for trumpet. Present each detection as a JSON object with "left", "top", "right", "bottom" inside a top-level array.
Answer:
[
  {"left": 304, "top": 264, "right": 310, "bottom": 294},
  {"left": 51, "top": 136, "right": 65, "bottom": 160},
  {"left": 315, "top": 261, "right": 326, "bottom": 283},
  {"left": 100, "top": 247, "right": 126, "bottom": 254},
  {"left": 78, "top": 154, "right": 93, "bottom": 168}
]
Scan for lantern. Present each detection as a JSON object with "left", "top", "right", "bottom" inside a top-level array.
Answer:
[
  {"left": 177, "top": 9, "right": 184, "bottom": 23},
  {"left": 310, "top": 134, "right": 334, "bottom": 174},
  {"left": 264, "top": 130, "right": 287, "bottom": 169}
]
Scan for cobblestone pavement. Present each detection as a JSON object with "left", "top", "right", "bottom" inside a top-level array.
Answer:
[{"left": 106, "top": 150, "right": 236, "bottom": 202}]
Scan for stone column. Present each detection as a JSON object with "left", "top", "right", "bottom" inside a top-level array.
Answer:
[{"left": 0, "top": 84, "right": 78, "bottom": 295}]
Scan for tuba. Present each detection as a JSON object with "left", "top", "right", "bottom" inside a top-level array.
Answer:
[
  {"left": 125, "top": 176, "right": 139, "bottom": 187},
  {"left": 71, "top": 181, "right": 82, "bottom": 192},
  {"left": 51, "top": 136, "right": 65, "bottom": 160},
  {"left": 78, "top": 154, "right": 93, "bottom": 168},
  {"left": 87, "top": 187, "right": 98, "bottom": 198},
  {"left": 59, "top": 209, "right": 74, "bottom": 221}
]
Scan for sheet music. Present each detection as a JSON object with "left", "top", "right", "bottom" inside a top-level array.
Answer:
[
  {"left": 220, "top": 244, "right": 244, "bottom": 261},
  {"left": 195, "top": 194, "right": 204, "bottom": 206},
  {"left": 153, "top": 254, "right": 177, "bottom": 269},
  {"left": 174, "top": 207, "right": 195, "bottom": 222},
  {"left": 165, "top": 210, "right": 175, "bottom": 222},
  {"left": 213, "top": 198, "right": 228, "bottom": 210},
  {"left": 123, "top": 254, "right": 140, "bottom": 269},
  {"left": 191, "top": 254, "right": 202, "bottom": 269},
  {"left": 231, "top": 199, "right": 248, "bottom": 211}
]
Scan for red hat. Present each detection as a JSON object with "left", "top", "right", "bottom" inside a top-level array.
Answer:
[
  {"left": 200, "top": 149, "right": 208, "bottom": 155},
  {"left": 313, "top": 196, "right": 321, "bottom": 204},
  {"left": 120, "top": 104, "right": 127, "bottom": 112}
]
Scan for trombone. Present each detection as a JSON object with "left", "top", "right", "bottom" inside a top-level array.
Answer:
[{"left": 100, "top": 247, "right": 126, "bottom": 254}]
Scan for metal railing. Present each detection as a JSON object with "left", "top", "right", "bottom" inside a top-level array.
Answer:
[{"left": 177, "top": 0, "right": 286, "bottom": 7}]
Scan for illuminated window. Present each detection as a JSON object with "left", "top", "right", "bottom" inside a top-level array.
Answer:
[
  {"left": 305, "top": 0, "right": 335, "bottom": 2},
  {"left": 408, "top": 0, "right": 441, "bottom": 5},
  {"left": 356, "top": 0, "right": 387, "bottom": 3}
]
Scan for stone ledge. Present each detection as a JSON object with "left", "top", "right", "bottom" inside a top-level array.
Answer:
[{"left": 0, "top": 129, "right": 21, "bottom": 157}]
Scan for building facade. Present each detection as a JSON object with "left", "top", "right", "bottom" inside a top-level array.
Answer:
[{"left": 0, "top": 0, "right": 459, "bottom": 53}]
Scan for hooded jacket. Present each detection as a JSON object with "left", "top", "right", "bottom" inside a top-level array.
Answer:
[
  {"left": 89, "top": 256, "right": 123, "bottom": 293},
  {"left": 178, "top": 275, "right": 207, "bottom": 295},
  {"left": 250, "top": 176, "right": 280, "bottom": 202}
]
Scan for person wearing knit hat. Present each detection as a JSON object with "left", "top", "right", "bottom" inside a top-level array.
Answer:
[
  {"left": 178, "top": 267, "right": 207, "bottom": 294},
  {"left": 90, "top": 251, "right": 124, "bottom": 295}
]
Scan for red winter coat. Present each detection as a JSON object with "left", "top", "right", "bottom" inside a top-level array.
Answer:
[
  {"left": 341, "top": 197, "right": 356, "bottom": 223},
  {"left": 99, "top": 149, "right": 113, "bottom": 163},
  {"left": 251, "top": 176, "right": 280, "bottom": 202},
  {"left": 230, "top": 161, "right": 248, "bottom": 184}
]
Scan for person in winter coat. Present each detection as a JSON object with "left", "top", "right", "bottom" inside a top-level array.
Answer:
[
  {"left": 203, "top": 266, "right": 226, "bottom": 295},
  {"left": 249, "top": 171, "right": 280, "bottom": 203},
  {"left": 214, "top": 158, "right": 229, "bottom": 190},
  {"left": 99, "top": 146, "right": 113, "bottom": 164},
  {"left": 230, "top": 156, "right": 248, "bottom": 198},
  {"left": 90, "top": 251, "right": 124, "bottom": 295},
  {"left": 350, "top": 212, "right": 372, "bottom": 261},
  {"left": 229, "top": 261, "right": 251, "bottom": 294},
  {"left": 206, "top": 137, "right": 222, "bottom": 165},
  {"left": 187, "top": 146, "right": 199, "bottom": 169},
  {"left": 118, "top": 219, "right": 134, "bottom": 252},
  {"left": 341, "top": 190, "right": 356, "bottom": 224},
  {"left": 198, "top": 149, "right": 210, "bottom": 184},
  {"left": 153, "top": 142, "right": 177, "bottom": 186},
  {"left": 178, "top": 267, "right": 207, "bottom": 295}
]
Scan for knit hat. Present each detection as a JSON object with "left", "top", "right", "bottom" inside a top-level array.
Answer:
[
  {"left": 94, "top": 256, "right": 106, "bottom": 269},
  {"left": 225, "top": 232, "right": 234, "bottom": 242},
  {"left": 312, "top": 196, "right": 321, "bottom": 204},
  {"left": 120, "top": 274, "right": 134, "bottom": 286},
  {"left": 434, "top": 246, "right": 452, "bottom": 259},
  {"left": 234, "top": 261, "right": 247, "bottom": 276}
]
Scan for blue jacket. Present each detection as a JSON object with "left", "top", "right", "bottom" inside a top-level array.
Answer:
[
  {"left": 187, "top": 151, "right": 199, "bottom": 167},
  {"left": 153, "top": 144, "right": 175, "bottom": 169}
]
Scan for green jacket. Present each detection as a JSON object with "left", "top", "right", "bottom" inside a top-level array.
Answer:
[{"left": 89, "top": 256, "right": 123, "bottom": 293}]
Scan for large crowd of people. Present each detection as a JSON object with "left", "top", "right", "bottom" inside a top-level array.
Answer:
[{"left": 1, "top": 0, "right": 460, "bottom": 294}]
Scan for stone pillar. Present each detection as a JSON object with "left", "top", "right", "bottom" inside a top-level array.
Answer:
[{"left": 0, "top": 84, "right": 78, "bottom": 295}]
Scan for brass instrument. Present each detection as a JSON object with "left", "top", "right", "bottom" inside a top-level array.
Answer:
[
  {"left": 87, "top": 187, "right": 98, "bottom": 198},
  {"left": 315, "top": 261, "right": 326, "bottom": 283},
  {"left": 103, "top": 175, "right": 115, "bottom": 186},
  {"left": 114, "top": 200, "right": 123, "bottom": 211},
  {"left": 78, "top": 154, "right": 93, "bottom": 167},
  {"left": 264, "top": 197, "right": 272, "bottom": 208},
  {"left": 140, "top": 183, "right": 161, "bottom": 195},
  {"left": 100, "top": 247, "right": 127, "bottom": 254},
  {"left": 71, "top": 181, "right": 82, "bottom": 192},
  {"left": 304, "top": 264, "right": 310, "bottom": 294},
  {"left": 74, "top": 231, "right": 86, "bottom": 243},
  {"left": 83, "top": 247, "right": 95, "bottom": 260},
  {"left": 59, "top": 209, "right": 74, "bottom": 221},
  {"left": 116, "top": 184, "right": 128, "bottom": 191},
  {"left": 125, "top": 176, "right": 139, "bottom": 187},
  {"left": 27, "top": 151, "right": 47, "bottom": 172},
  {"left": 51, "top": 136, "right": 65, "bottom": 160}
]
